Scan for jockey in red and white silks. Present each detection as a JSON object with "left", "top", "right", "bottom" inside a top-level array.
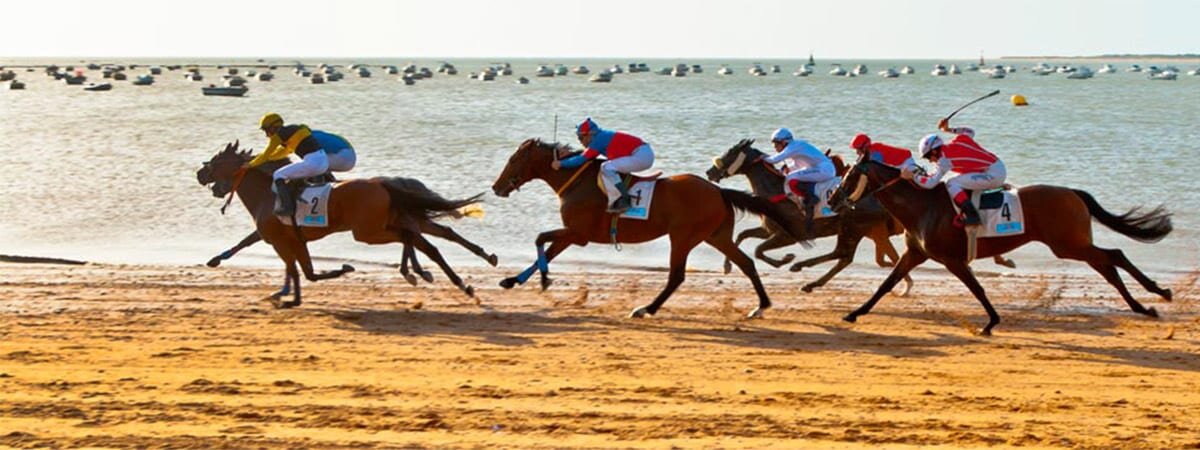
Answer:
[{"left": 910, "top": 120, "right": 1007, "bottom": 226}]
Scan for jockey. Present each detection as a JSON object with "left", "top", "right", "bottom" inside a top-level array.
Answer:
[
  {"left": 850, "top": 133, "right": 916, "bottom": 171},
  {"left": 761, "top": 128, "right": 835, "bottom": 217},
  {"left": 553, "top": 117, "right": 655, "bottom": 213},
  {"left": 910, "top": 119, "right": 1007, "bottom": 227},
  {"left": 246, "top": 113, "right": 358, "bottom": 216}
]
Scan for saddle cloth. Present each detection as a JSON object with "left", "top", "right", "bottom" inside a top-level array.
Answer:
[
  {"left": 278, "top": 182, "right": 333, "bottom": 227},
  {"left": 598, "top": 171, "right": 661, "bottom": 220},
  {"left": 811, "top": 176, "right": 842, "bottom": 218},
  {"left": 950, "top": 186, "right": 1026, "bottom": 237}
]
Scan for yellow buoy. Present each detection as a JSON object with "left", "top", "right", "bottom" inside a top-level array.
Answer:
[{"left": 1011, "top": 94, "right": 1028, "bottom": 106}]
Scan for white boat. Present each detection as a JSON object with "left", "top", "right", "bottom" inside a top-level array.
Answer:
[
  {"left": 572, "top": 66, "right": 590, "bottom": 75},
  {"left": 132, "top": 74, "right": 154, "bottom": 85},
  {"left": 829, "top": 65, "right": 847, "bottom": 76},
  {"left": 499, "top": 63, "right": 513, "bottom": 75},
  {"left": 185, "top": 72, "right": 203, "bottom": 82},
  {"left": 401, "top": 75, "right": 415, "bottom": 85},
  {"left": 535, "top": 65, "right": 555, "bottom": 77},
  {"left": 83, "top": 82, "right": 112, "bottom": 91},
  {"left": 717, "top": 66, "right": 733, "bottom": 75},
  {"left": 987, "top": 69, "right": 1006, "bottom": 79},
  {"left": 589, "top": 69, "right": 613, "bottom": 83},
  {"left": 949, "top": 64, "right": 962, "bottom": 74},
  {"left": 852, "top": 64, "right": 868, "bottom": 75},
  {"left": 793, "top": 66, "right": 812, "bottom": 77},
  {"left": 900, "top": 65, "right": 915, "bottom": 74},
  {"left": 1150, "top": 71, "right": 1177, "bottom": 80},
  {"left": 672, "top": 63, "right": 688, "bottom": 77},
  {"left": 609, "top": 64, "right": 624, "bottom": 74},
  {"left": 771, "top": 64, "right": 781, "bottom": 73},
  {"left": 202, "top": 84, "right": 248, "bottom": 96},
  {"left": 1056, "top": 66, "right": 1076, "bottom": 74},
  {"left": 1066, "top": 67, "right": 1094, "bottom": 79},
  {"left": 477, "top": 70, "right": 496, "bottom": 81},
  {"left": 931, "top": 64, "right": 947, "bottom": 76},
  {"left": 1098, "top": 64, "right": 1117, "bottom": 74},
  {"left": 1127, "top": 64, "right": 1143, "bottom": 72},
  {"left": 554, "top": 65, "right": 568, "bottom": 76},
  {"left": 750, "top": 64, "right": 767, "bottom": 76},
  {"left": 1188, "top": 68, "right": 1200, "bottom": 76},
  {"left": 965, "top": 63, "right": 980, "bottom": 72},
  {"left": 385, "top": 66, "right": 399, "bottom": 74},
  {"left": 878, "top": 68, "right": 899, "bottom": 78},
  {"left": 516, "top": 76, "right": 529, "bottom": 85}
]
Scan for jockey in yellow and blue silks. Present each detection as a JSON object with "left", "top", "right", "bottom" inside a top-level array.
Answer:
[
  {"left": 551, "top": 117, "right": 655, "bottom": 213},
  {"left": 248, "top": 113, "right": 357, "bottom": 216}
]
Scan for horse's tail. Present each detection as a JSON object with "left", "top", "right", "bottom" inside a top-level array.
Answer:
[
  {"left": 719, "top": 188, "right": 810, "bottom": 244},
  {"left": 380, "top": 177, "right": 484, "bottom": 220},
  {"left": 1072, "top": 189, "right": 1172, "bottom": 243}
]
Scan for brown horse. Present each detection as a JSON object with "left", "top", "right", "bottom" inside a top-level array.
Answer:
[
  {"left": 832, "top": 157, "right": 1173, "bottom": 335},
  {"left": 198, "top": 142, "right": 492, "bottom": 307},
  {"left": 705, "top": 139, "right": 911, "bottom": 294},
  {"left": 491, "top": 138, "right": 807, "bottom": 318}
]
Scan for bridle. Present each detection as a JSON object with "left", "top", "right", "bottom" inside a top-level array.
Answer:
[
  {"left": 711, "top": 145, "right": 782, "bottom": 180},
  {"left": 835, "top": 160, "right": 905, "bottom": 210}
]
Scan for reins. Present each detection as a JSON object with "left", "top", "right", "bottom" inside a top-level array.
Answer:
[
  {"left": 555, "top": 160, "right": 594, "bottom": 196},
  {"left": 220, "top": 166, "right": 248, "bottom": 215}
]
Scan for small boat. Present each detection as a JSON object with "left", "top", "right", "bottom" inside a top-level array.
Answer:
[
  {"left": 771, "top": 64, "right": 781, "bottom": 73},
  {"left": 852, "top": 64, "right": 868, "bottom": 75},
  {"left": 554, "top": 65, "right": 568, "bottom": 76},
  {"left": 535, "top": 65, "right": 555, "bottom": 77},
  {"left": 111, "top": 72, "right": 127, "bottom": 81},
  {"left": 149, "top": 66, "right": 162, "bottom": 75},
  {"left": 1098, "top": 64, "right": 1117, "bottom": 74},
  {"left": 0, "top": 70, "right": 15, "bottom": 81},
  {"left": 691, "top": 64, "right": 703, "bottom": 73},
  {"left": 132, "top": 74, "right": 155, "bottom": 85},
  {"left": 589, "top": 69, "right": 613, "bottom": 83},
  {"left": 878, "top": 68, "right": 899, "bottom": 78},
  {"left": 477, "top": 70, "right": 496, "bottom": 81},
  {"left": 245, "top": 70, "right": 257, "bottom": 77},
  {"left": 257, "top": 72, "right": 274, "bottom": 81},
  {"left": 656, "top": 67, "right": 671, "bottom": 75},
  {"left": 385, "top": 65, "right": 399, "bottom": 75},
  {"left": 63, "top": 74, "right": 87, "bottom": 85},
  {"left": 636, "top": 63, "right": 649, "bottom": 72},
  {"left": 931, "top": 64, "right": 947, "bottom": 76},
  {"left": 1149, "top": 71, "right": 1177, "bottom": 81},
  {"left": 185, "top": 72, "right": 203, "bottom": 81},
  {"left": 444, "top": 67, "right": 458, "bottom": 75},
  {"left": 227, "top": 68, "right": 239, "bottom": 75},
  {"left": 1188, "top": 68, "right": 1200, "bottom": 76},
  {"left": 718, "top": 66, "right": 733, "bottom": 75},
  {"left": 793, "top": 66, "right": 812, "bottom": 77},
  {"left": 310, "top": 74, "right": 325, "bottom": 84},
  {"left": 5, "top": 80, "right": 25, "bottom": 90},
  {"left": 516, "top": 76, "right": 530, "bottom": 85},
  {"left": 672, "top": 63, "right": 688, "bottom": 77},
  {"left": 1127, "top": 64, "right": 1143, "bottom": 72},
  {"left": 222, "top": 75, "right": 247, "bottom": 86},
  {"left": 749, "top": 64, "right": 767, "bottom": 76},
  {"left": 900, "top": 65, "right": 915, "bottom": 74},
  {"left": 401, "top": 75, "right": 415, "bottom": 85},
  {"left": 357, "top": 67, "right": 371, "bottom": 78},
  {"left": 829, "top": 65, "right": 847, "bottom": 76},
  {"left": 965, "top": 63, "right": 980, "bottom": 72},
  {"left": 572, "top": 65, "right": 590, "bottom": 75},
  {"left": 83, "top": 82, "right": 112, "bottom": 91},
  {"left": 609, "top": 64, "right": 624, "bottom": 74},
  {"left": 202, "top": 84, "right": 248, "bottom": 96},
  {"left": 1066, "top": 67, "right": 1094, "bottom": 79},
  {"left": 987, "top": 69, "right": 1006, "bottom": 79},
  {"left": 327, "top": 72, "right": 344, "bottom": 81},
  {"left": 949, "top": 64, "right": 962, "bottom": 74},
  {"left": 418, "top": 67, "right": 433, "bottom": 78}
]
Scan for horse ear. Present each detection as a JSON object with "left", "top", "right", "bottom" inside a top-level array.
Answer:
[
  {"left": 825, "top": 149, "right": 831, "bottom": 156},
  {"left": 233, "top": 139, "right": 239, "bottom": 151}
]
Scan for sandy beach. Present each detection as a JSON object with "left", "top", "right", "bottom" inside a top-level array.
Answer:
[{"left": 1, "top": 261, "right": 1198, "bottom": 449}]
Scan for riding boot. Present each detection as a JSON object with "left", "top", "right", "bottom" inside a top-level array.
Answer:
[
  {"left": 607, "top": 180, "right": 632, "bottom": 213},
  {"left": 273, "top": 179, "right": 295, "bottom": 216},
  {"left": 800, "top": 182, "right": 818, "bottom": 235},
  {"left": 959, "top": 200, "right": 982, "bottom": 226}
]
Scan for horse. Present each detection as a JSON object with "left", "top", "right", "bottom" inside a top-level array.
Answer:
[
  {"left": 831, "top": 156, "right": 1173, "bottom": 335},
  {"left": 705, "top": 139, "right": 912, "bottom": 294},
  {"left": 197, "top": 141, "right": 493, "bottom": 307},
  {"left": 491, "top": 138, "right": 808, "bottom": 319}
]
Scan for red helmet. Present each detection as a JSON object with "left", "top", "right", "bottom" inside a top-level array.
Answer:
[{"left": 850, "top": 133, "right": 871, "bottom": 151}]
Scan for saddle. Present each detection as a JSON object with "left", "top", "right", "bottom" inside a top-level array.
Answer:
[{"left": 624, "top": 170, "right": 663, "bottom": 185}]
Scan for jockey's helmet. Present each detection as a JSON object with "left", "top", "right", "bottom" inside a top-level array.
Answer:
[
  {"left": 850, "top": 133, "right": 871, "bottom": 151},
  {"left": 576, "top": 117, "right": 599, "bottom": 136},
  {"left": 918, "top": 134, "right": 943, "bottom": 157},
  {"left": 259, "top": 113, "right": 283, "bottom": 131},
  {"left": 770, "top": 128, "right": 793, "bottom": 143}
]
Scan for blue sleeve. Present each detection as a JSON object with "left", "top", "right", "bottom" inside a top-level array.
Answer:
[{"left": 558, "top": 154, "right": 588, "bottom": 169}]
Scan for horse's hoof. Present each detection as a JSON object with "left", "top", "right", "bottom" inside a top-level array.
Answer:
[
  {"left": 341, "top": 264, "right": 356, "bottom": 274},
  {"left": 1145, "top": 307, "right": 1159, "bottom": 319},
  {"left": 266, "top": 295, "right": 284, "bottom": 308},
  {"left": 419, "top": 270, "right": 434, "bottom": 283},
  {"left": 722, "top": 260, "right": 733, "bottom": 275},
  {"left": 1162, "top": 288, "right": 1173, "bottom": 302},
  {"left": 540, "top": 277, "right": 553, "bottom": 292},
  {"left": 206, "top": 258, "right": 222, "bottom": 268},
  {"left": 977, "top": 327, "right": 993, "bottom": 337},
  {"left": 403, "top": 273, "right": 418, "bottom": 286},
  {"left": 801, "top": 284, "right": 816, "bottom": 293},
  {"left": 998, "top": 259, "right": 1017, "bottom": 269},
  {"left": 789, "top": 263, "right": 804, "bottom": 273},
  {"left": 896, "top": 280, "right": 914, "bottom": 297},
  {"left": 779, "top": 254, "right": 795, "bottom": 265},
  {"left": 842, "top": 314, "right": 858, "bottom": 323},
  {"left": 747, "top": 307, "right": 766, "bottom": 319},
  {"left": 629, "top": 306, "right": 652, "bottom": 319},
  {"left": 487, "top": 254, "right": 499, "bottom": 267},
  {"left": 463, "top": 285, "right": 475, "bottom": 298},
  {"left": 499, "top": 277, "right": 518, "bottom": 289}
]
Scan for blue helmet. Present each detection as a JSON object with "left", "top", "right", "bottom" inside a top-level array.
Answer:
[
  {"left": 918, "top": 134, "right": 943, "bottom": 157},
  {"left": 770, "top": 128, "right": 794, "bottom": 143}
]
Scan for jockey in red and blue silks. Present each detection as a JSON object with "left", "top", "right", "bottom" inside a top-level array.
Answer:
[
  {"left": 553, "top": 117, "right": 655, "bottom": 213},
  {"left": 908, "top": 118, "right": 1007, "bottom": 227}
]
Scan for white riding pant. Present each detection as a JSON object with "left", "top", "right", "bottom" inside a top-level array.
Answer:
[
  {"left": 783, "top": 162, "right": 836, "bottom": 196},
  {"left": 599, "top": 144, "right": 654, "bottom": 203},
  {"left": 946, "top": 161, "right": 1006, "bottom": 200},
  {"left": 272, "top": 148, "right": 357, "bottom": 181}
]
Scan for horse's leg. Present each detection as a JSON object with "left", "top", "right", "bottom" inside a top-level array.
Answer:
[
  {"left": 992, "top": 254, "right": 1017, "bottom": 268},
  {"left": 800, "top": 231, "right": 862, "bottom": 293},
  {"left": 725, "top": 227, "right": 771, "bottom": 274},
  {"left": 844, "top": 249, "right": 927, "bottom": 323},
  {"left": 409, "top": 233, "right": 474, "bottom": 297},
  {"left": 499, "top": 229, "right": 583, "bottom": 290},
  {"left": 865, "top": 228, "right": 913, "bottom": 296},
  {"left": 420, "top": 220, "right": 499, "bottom": 267},
  {"left": 1057, "top": 246, "right": 1160, "bottom": 317},
  {"left": 754, "top": 233, "right": 799, "bottom": 268},
  {"left": 705, "top": 232, "right": 772, "bottom": 319},
  {"left": 942, "top": 260, "right": 1002, "bottom": 335},
  {"left": 631, "top": 236, "right": 700, "bottom": 318},
  {"left": 1104, "top": 248, "right": 1172, "bottom": 302},
  {"left": 207, "top": 231, "right": 262, "bottom": 267},
  {"left": 294, "top": 240, "right": 355, "bottom": 282},
  {"left": 397, "top": 233, "right": 430, "bottom": 285},
  {"left": 268, "top": 243, "right": 302, "bottom": 309}
]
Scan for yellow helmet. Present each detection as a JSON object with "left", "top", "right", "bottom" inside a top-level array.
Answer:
[{"left": 259, "top": 112, "right": 283, "bottom": 130}]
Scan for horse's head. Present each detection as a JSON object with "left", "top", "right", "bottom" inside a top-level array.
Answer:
[
  {"left": 829, "top": 154, "right": 901, "bottom": 212},
  {"left": 197, "top": 140, "right": 251, "bottom": 198},
  {"left": 706, "top": 139, "right": 762, "bottom": 183},
  {"left": 828, "top": 150, "right": 848, "bottom": 176},
  {"left": 492, "top": 138, "right": 568, "bottom": 197}
]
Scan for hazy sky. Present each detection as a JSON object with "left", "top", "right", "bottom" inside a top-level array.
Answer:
[{"left": 1, "top": 0, "right": 1194, "bottom": 58}]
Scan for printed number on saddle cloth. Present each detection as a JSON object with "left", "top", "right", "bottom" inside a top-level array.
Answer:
[
  {"left": 281, "top": 184, "right": 333, "bottom": 227},
  {"left": 619, "top": 180, "right": 659, "bottom": 220},
  {"left": 958, "top": 188, "right": 1026, "bottom": 237},
  {"left": 814, "top": 177, "right": 842, "bottom": 218}
]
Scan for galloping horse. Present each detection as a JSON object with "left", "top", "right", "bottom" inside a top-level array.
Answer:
[
  {"left": 491, "top": 139, "right": 808, "bottom": 318},
  {"left": 706, "top": 139, "right": 911, "bottom": 294},
  {"left": 833, "top": 157, "right": 1173, "bottom": 335},
  {"left": 198, "top": 142, "right": 493, "bottom": 306}
]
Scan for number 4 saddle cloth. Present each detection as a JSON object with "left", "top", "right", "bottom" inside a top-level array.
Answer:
[{"left": 951, "top": 186, "right": 1026, "bottom": 238}]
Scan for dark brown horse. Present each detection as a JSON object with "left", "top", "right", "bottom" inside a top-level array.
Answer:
[
  {"left": 491, "top": 138, "right": 807, "bottom": 318},
  {"left": 832, "top": 157, "right": 1173, "bottom": 334},
  {"left": 705, "top": 139, "right": 911, "bottom": 294},
  {"left": 198, "top": 142, "right": 492, "bottom": 307}
]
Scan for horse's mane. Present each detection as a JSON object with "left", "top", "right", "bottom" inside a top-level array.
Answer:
[
  {"left": 528, "top": 138, "right": 585, "bottom": 160},
  {"left": 218, "top": 141, "right": 288, "bottom": 174}
]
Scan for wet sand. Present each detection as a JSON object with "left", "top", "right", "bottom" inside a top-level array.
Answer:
[{"left": 1, "top": 262, "right": 1198, "bottom": 449}]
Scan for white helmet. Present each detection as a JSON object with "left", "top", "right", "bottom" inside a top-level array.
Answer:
[
  {"left": 771, "top": 128, "right": 794, "bottom": 143},
  {"left": 918, "top": 134, "right": 943, "bottom": 157}
]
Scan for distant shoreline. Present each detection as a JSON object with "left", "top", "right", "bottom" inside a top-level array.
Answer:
[{"left": 1002, "top": 54, "right": 1200, "bottom": 63}]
